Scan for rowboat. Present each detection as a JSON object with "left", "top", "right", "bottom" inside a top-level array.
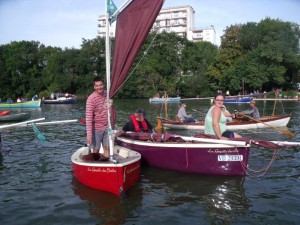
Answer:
[
  {"left": 224, "top": 97, "right": 253, "bottom": 103},
  {"left": 43, "top": 97, "right": 76, "bottom": 104},
  {"left": 159, "top": 115, "right": 291, "bottom": 130},
  {"left": 72, "top": 145, "right": 141, "bottom": 197},
  {"left": 0, "top": 112, "right": 31, "bottom": 122},
  {"left": 72, "top": 0, "right": 164, "bottom": 196},
  {"left": 149, "top": 97, "right": 181, "bottom": 103},
  {"left": 0, "top": 100, "right": 41, "bottom": 108}
]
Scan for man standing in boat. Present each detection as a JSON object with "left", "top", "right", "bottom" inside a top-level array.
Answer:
[
  {"left": 86, "top": 76, "right": 109, "bottom": 160},
  {"left": 115, "top": 109, "right": 154, "bottom": 137}
]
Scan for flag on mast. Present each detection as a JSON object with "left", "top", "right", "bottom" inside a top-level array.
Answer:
[{"left": 107, "top": 0, "right": 117, "bottom": 15}]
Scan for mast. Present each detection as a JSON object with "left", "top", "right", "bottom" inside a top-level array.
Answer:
[{"left": 105, "top": 1, "right": 114, "bottom": 159}]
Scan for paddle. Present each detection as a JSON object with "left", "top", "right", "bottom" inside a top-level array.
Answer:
[
  {"left": 192, "top": 108, "right": 200, "bottom": 112},
  {"left": 0, "top": 118, "right": 45, "bottom": 129},
  {"left": 30, "top": 119, "right": 78, "bottom": 126},
  {"left": 271, "top": 141, "right": 300, "bottom": 147},
  {"left": 239, "top": 113, "right": 295, "bottom": 138},
  {"left": 31, "top": 123, "right": 46, "bottom": 142}
]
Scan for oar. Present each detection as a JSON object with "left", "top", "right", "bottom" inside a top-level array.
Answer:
[
  {"left": 271, "top": 141, "right": 300, "bottom": 147},
  {"left": 30, "top": 119, "right": 78, "bottom": 126},
  {"left": 239, "top": 113, "right": 295, "bottom": 138},
  {"left": 0, "top": 118, "right": 45, "bottom": 129},
  {"left": 192, "top": 108, "right": 200, "bottom": 112},
  {"left": 31, "top": 123, "right": 46, "bottom": 142}
]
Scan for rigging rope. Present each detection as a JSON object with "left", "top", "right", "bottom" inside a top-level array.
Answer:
[{"left": 118, "top": 31, "right": 160, "bottom": 91}]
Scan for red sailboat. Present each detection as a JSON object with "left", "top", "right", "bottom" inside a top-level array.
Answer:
[{"left": 72, "top": 0, "right": 164, "bottom": 196}]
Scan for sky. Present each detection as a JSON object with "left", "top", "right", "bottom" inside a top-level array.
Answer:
[{"left": 0, "top": 0, "right": 299, "bottom": 49}]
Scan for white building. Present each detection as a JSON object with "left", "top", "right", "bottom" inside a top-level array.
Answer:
[{"left": 98, "top": 5, "right": 216, "bottom": 45}]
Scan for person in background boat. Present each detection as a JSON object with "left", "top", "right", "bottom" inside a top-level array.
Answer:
[
  {"left": 238, "top": 100, "right": 260, "bottom": 120},
  {"left": 115, "top": 109, "right": 154, "bottom": 137},
  {"left": 86, "top": 76, "right": 109, "bottom": 160},
  {"left": 17, "top": 97, "right": 21, "bottom": 103},
  {"left": 32, "top": 95, "right": 38, "bottom": 101},
  {"left": 6, "top": 98, "right": 13, "bottom": 103},
  {"left": 204, "top": 93, "right": 241, "bottom": 140},
  {"left": 50, "top": 92, "right": 55, "bottom": 99},
  {"left": 177, "top": 102, "right": 197, "bottom": 123},
  {"left": 221, "top": 105, "right": 232, "bottom": 122},
  {"left": 55, "top": 92, "right": 60, "bottom": 100}
]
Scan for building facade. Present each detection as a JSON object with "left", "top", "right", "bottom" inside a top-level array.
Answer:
[{"left": 98, "top": 5, "right": 216, "bottom": 45}]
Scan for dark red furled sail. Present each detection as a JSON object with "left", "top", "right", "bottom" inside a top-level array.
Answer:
[{"left": 110, "top": 0, "right": 164, "bottom": 98}]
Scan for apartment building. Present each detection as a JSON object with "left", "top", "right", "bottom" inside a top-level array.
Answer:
[{"left": 98, "top": 5, "right": 216, "bottom": 45}]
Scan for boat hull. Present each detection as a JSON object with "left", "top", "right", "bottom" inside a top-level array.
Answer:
[
  {"left": 0, "top": 112, "right": 31, "bottom": 122},
  {"left": 0, "top": 100, "right": 41, "bottom": 108},
  {"left": 162, "top": 115, "right": 291, "bottom": 130},
  {"left": 71, "top": 145, "right": 141, "bottom": 197},
  {"left": 116, "top": 135, "right": 250, "bottom": 176},
  {"left": 149, "top": 97, "right": 181, "bottom": 103},
  {"left": 43, "top": 98, "right": 76, "bottom": 104},
  {"left": 224, "top": 97, "right": 253, "bottom": 103}
]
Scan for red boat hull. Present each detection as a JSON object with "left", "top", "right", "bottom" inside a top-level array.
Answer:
[{"left": 72, "top": 146, "right": 141, "bottom": 197}]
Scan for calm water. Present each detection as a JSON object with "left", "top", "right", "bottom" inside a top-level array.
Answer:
[{"left": 1, "top": 99, "right": 299, "bottom": 225}]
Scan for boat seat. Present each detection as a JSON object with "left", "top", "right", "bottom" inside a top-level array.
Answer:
[{"left": 118, "top": 149, "right": 129, "bottom": 158}]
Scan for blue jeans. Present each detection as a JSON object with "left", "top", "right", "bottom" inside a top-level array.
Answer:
[{"left": 183, "top": 118, "right": 195, "bottom": 123}]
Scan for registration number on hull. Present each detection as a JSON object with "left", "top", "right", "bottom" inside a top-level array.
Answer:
[{"left": 218, "top": 155, "right": 243, "bottom": 161}]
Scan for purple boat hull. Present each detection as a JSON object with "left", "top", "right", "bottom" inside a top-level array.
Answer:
[{"left": 116, "top": 136, "right": 250, "bottom": 176}]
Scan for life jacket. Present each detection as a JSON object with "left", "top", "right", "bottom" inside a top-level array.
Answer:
[{"left": 130, "top": 115, "right": 148, "bottom": 132}]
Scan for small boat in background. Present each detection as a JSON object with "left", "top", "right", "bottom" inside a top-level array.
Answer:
[
  {"left": 43, "top": 93, "right": 76, "bottom": 104},
  {"left": 159, "top": 114, "right": 291, "bottom": 130},
  {"left": 0, "top": 111, "right": 10, "bottom": 116},
  {"left": 224, "top": 97, "right": 253, "bottom": 103},
  {"left": 0, "top": 112, "right": 31, "bottom": 122},
  {"left": 0, "top": 100, "right": 41, "bottom": 108},
  {"left": 149, "top": 96, "right": 181, "bottom": 103},
  {"left": 43, "top": 96, "right": 76, "bottom": 104}
]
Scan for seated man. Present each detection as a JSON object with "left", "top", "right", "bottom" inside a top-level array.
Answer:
[
  {"left": 115, "top": 108, "right": 154, "bottom": 137},
  {"left": 239, "top": 100, "right": 260, "bottom": 120},
  {"left": 177, "top": 102, "right": 197, "bottom": 123}
]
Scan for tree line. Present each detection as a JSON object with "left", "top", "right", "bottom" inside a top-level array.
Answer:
[{"left": 0, "top": 17, "right": 299, "bottom": 101}]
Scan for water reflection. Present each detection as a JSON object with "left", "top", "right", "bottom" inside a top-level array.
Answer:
[
  {"left": 71, "top": 177, "right": 143, "bottom": 225},
  {"left": 142, "top": 166, "right": 250, "bottom": 224}
]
